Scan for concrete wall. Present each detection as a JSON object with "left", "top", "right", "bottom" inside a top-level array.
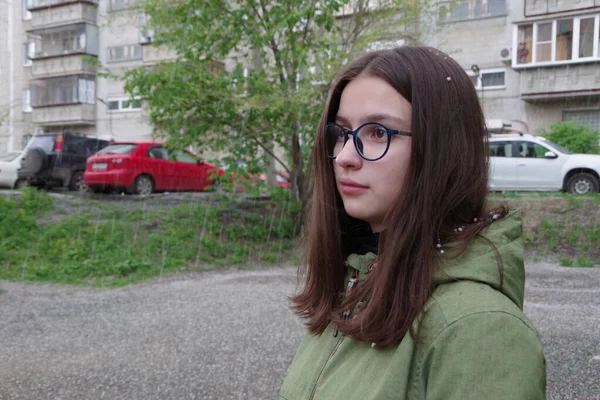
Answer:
[
  {"left": 524, "top": 97, "right": 600, "bottom": 133},
  {"left": 95, "top": 2, "right": 155, "bottom": 142},
  {"left": 430, "top": 0, "right": 522, "bottom": 123}
]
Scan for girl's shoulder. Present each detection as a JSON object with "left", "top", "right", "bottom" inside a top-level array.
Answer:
[{"left": 417, "top": 280, "right": 540, "bottom": 348}]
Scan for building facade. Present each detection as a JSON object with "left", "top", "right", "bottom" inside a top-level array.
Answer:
[
  {"left": 1, "top": 0, "right": 599, "bottom": 154},
  {"left": 0, "top": 0, "right": 175, "bottom": 153},
  {"left": 432, "top": 0, "right": 600, "bottom": 134}
]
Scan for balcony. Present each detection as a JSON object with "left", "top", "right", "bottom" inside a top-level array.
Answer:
[
  {"left": 30, "top": 74, "right": 96, "bottom": 125},
  {"left": 32, "top": 104, "right": 96, "bottom": 126},
  {"left": 28, "top": 23, "right": 98, "bottom": 77},
  {"left": 142, "top": 45, "right": 177, "bottom": 64},
  {"left": 520, "top": 63, "right": 600, "bottom": 102},
  {"left": 525, "top": 0, "right": 600, "bottom": 17},
  {"left": 27, "top": 1, "right": 97, "bottom": 29},
  {"left": 32, "top": 53, "right": 96, "bottom": 78}
]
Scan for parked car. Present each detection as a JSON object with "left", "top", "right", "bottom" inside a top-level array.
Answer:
[
  {"left": 489, "top": 133, "right": 600, "bottom": 193},
  {"left": 258, "top": 171, "right": 291, "bottom": 189},
  {"left": 83, "top": 142, "right": 223, "bottom": 195},
  {"left": 18, "top": 133, "right": 111, "bottom": 192},
  {"left": 0, "top": 151, "right": 26, "bottom": 189}
]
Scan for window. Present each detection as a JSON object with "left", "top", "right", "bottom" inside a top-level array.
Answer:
[
  {"left": 490, "top": 141, "right": 515, "bottom": 157},
  {"left": 517, "top": 24, "right": 533, "bottom": 65},
  {"left": 579, "top": 17, "right": 595, "bottom": 58},
  {"left": 106, "top": 97, "right": 143, "bottom": 112},
  {"left": 536, "top": 22, "right": 553, "bottom": 62},
  {"left": 23, "top": 42, "right": 35, "bottom": 66},
  {"left": 439, "top": 0, "right": 506, "bottom": 22},
  {"left": 173, "top": 150, "right": 197, "bottom": 164},
  {"left": 22, "top": 89, "right": 32, "bottom": 113},
  {"left": 30, "top": 75, "right": 95, "bottom": 107},
  {"left": 109, "top": 0, "right": 137, "bottom": 11},
  {"left": 148, "top": 146, "right": 169, "bottom": 160},
  {"left": 97, "top": 144, "right": 137, "bottom": 155},
  {"left": 563, "top": 109, "right": 600, "bottom": 132},
  {"left": 516, "top": 142, "right": 551, "bottom": 158},
  {"left": 515, "top": 15, "right": 600, "bottom": 66},
  {"left": 466, "top": 68, "right": 506, "bottom": 90},
  {"left": 107, "top": 45, "right": 142, "bottom": 63},
  {"left": 556, "top": 19, "right": 574, "bottom": 61},
  {"left": 22, "top": 0, "right": 31, "bottom": 20}
]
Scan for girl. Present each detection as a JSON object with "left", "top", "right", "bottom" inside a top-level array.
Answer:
[{"left": 280, "top": 47, "right": 546, "bottom": 400}]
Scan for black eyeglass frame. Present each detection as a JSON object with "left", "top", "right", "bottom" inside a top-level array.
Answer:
[{"left": 326, "top": 122, "right": 412, "bottom": 161}]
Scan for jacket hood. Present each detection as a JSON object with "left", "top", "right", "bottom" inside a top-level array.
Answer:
[
  {"left": 433, "top": 210, "right": 525, "bottom": 309},
  {"left": 346, "top": 210, "right": 525, "bottom": 309}
]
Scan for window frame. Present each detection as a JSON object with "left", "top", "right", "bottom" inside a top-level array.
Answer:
[
  {"left": 106, "top": 97, "right": 143, "bottom": 113},
  {"left": 562, "top": 108, "right": 600, "bottom": 132},
  {"left": 513, "top": 14, "right": 600, "bottom": 68},
  {"left": 107, "top": 44, "right": 143, "bottom": 63},
  {"left": 465, "top": 67, "right": 507, "bottom": 90}
]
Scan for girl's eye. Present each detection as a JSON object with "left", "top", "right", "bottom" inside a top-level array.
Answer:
[{"left": 374, "top": 127, "right": 387, "bottom": 139}]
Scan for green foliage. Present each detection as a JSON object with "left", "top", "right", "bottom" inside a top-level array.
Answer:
[
  {"left": 119, "top": 0, "right": 435, "bottom": 202},
  {"left": 540, "top": 121, "right": 600, "bottom": 154},
  {"left": 0, "top": 195, "right": 300, "bottom": 286},
  {"left": 559, "top": 258, "right": 573, "bottom": 267},
  {"left": 19, "top": 188, "right": 53, "bottom": 216}
]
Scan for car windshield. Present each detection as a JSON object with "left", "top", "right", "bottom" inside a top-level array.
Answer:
[
  {"left": 538, "top": 138, "right": 573, "bottom": 154},
  {"left": 0, "top": 152, "right": 21, "bottom": 162},
  {"left": 97, "top": 144, "right": 137, "bottom": 155},
  {"left": 27, "top": 136, "right": 56, "bottom": 153}
]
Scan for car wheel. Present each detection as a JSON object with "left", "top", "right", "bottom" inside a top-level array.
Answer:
[
  {"left": 69, "top": 171, "right": 89, "bottom": 192},
  {"left": 13, "top": 179, "right": 28, "bottom": 189},
  {"left": 566, "top": 173, "right": 600, "bottom": 194},
  {"left": 133, "top": 175, "right": 154, "bottom": 196}
]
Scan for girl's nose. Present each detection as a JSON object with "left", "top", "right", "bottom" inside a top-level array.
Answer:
[{"left": 335, "top": 136, "right": 363, "bottom": 169}]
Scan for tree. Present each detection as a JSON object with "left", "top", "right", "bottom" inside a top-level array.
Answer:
[
  {"left": 540, "top": 121, "right": 600, "bottom": 154},
  {"left": 123, "top": 0, "right": 437, "bottom": 202}
]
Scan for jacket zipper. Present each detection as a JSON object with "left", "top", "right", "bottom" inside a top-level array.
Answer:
[{"left": 309, "top": 335, "right": 345, "bottom": 400}]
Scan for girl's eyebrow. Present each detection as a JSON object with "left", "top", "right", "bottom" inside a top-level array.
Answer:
[{"left": 335, "top": 113, "right": 406, "bottom": 126}]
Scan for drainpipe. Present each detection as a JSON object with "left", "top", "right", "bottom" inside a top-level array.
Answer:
[{"left": 7, "top": 0, "right": 15, "bottom": 152}]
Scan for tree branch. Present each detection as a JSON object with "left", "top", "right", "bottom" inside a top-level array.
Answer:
[{"left": 251, "top": 137, "right": 290, "bottom": 175}]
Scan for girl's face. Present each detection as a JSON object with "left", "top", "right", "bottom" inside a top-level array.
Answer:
[{"left": 333, "top": 75, "right": 412, "bottom": 233}]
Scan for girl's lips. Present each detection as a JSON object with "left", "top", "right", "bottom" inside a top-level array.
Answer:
[{"left": 339, "top": 179, "right": 369, "bottom": 195}]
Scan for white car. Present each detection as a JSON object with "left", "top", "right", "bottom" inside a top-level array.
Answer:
[
  {"left": 0, "top": 152, "right": 26, "bottom": 189},
  {"left": 489, "top": 134, "right": 600, "bottom": 194}
]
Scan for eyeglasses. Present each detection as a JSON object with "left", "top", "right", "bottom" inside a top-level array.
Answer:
[{"left": 326, "top": 122, "right": 411, "bottom": 161}]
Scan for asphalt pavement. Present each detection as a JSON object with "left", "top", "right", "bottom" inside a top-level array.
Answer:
[{"left": 0, "top": 262, "right": 598, "bottom": 400}]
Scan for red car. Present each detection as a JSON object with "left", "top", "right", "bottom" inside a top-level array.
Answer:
[{"left": 83, "top": 142, "right": 223, "bottom": 195}]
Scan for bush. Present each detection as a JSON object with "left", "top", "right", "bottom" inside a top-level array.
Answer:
[{"left": 540, "top": 121, "right": 600, "bottom": 154}]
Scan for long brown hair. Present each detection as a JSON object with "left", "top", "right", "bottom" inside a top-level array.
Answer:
[{"left": 292, "top": 46, "right": 507, "bottom": 348}]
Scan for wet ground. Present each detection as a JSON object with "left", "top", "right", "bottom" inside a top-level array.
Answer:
[{"left": 0, "top": 262, "right": 599, "bottom": 400}]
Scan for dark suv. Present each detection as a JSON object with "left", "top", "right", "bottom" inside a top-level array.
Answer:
[{"left": 18, "top": 133, "right": 111, "bottom": 191}]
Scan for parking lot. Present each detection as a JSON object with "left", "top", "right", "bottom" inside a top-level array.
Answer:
[{"left": 0, "top": 261, "right": 599, "bottom": 400}]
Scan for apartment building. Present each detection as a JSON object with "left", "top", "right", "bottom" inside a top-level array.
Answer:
[
  {"left": 432, "top": 0, "right": 600, "bottom": 134},
  {"left": 0, "top": 0, "right": 179, "bottom": 153},
  {"left": 1, "top": 0, "right": 599, "bottom": 154}
]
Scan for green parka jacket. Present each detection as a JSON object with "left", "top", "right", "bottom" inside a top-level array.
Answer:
[{"left": 280, "top": 211, "right": 546, "bottom": 400}]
